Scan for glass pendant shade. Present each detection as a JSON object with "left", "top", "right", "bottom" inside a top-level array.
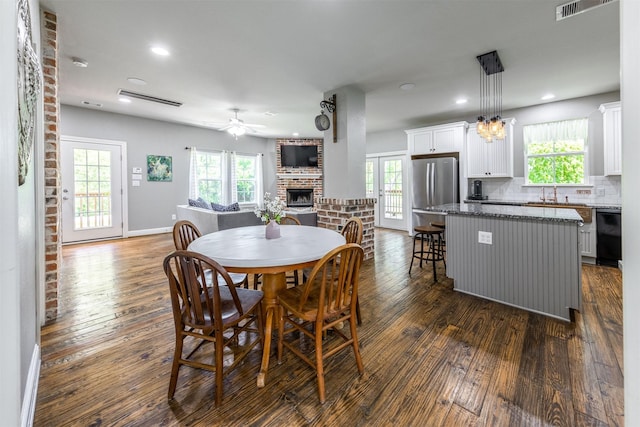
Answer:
[{"left": 476, "top": 51, "right": 506, "bottom": 142}]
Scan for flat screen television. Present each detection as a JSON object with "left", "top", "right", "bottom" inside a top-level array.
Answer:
[{"left": 281, "top": 145, "right": 318, "bottom": 167}]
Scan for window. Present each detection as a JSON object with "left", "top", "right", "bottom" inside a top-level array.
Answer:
[
  {"left": 189, "top": 149, "right": 263, "bottom": 205},
  {"left": 192, "top": 150, "right": 223, "bottom": 203},
  {"left": 233, "top": 154, "right": 258, "bottom": 203},
  {"left": 524, "top": 118, "right": 588, "bottom": 185},
  {"left": 365, "top": 160, "right": 374, "bottom": 196}
]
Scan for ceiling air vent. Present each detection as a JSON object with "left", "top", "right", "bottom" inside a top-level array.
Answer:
[
  {"left": 556, "top": 0, "right": 618, "bottom": 21},
  {"left": 117, "top": 89, "right": 183, "bottom": 107}
]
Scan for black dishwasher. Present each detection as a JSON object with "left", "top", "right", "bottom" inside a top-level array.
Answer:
[{"left": 596, "top": 209, "right": 622, "bottom": 267}]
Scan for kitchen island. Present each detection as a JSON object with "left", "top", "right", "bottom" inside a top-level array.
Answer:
[{"left": 426, "top": 203, "right": 583, "bottom": 321}]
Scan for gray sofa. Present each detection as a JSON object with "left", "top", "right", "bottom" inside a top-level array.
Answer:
[{"left": 176, "top": 205, "right": 263, "bottom": 235}]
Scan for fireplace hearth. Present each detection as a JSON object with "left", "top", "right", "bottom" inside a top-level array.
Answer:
[{"left": 286, "top": 188, "right": 314, "bottom": 207}]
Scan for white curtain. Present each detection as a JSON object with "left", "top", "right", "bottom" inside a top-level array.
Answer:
[
  {"left": 188, "top": 147, "right": 198, "bottom": 199},
  {"left": 523, "top": 118, "right": 588, "bottom": 146},
  {"left": 221, "top": 150, "right": 230, "bottom": 204},
  {"left": 255, "top": 153, "right": 264, "bottom": 206}
]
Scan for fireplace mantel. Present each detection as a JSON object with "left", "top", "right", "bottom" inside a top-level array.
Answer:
[{"left": 277, "top": 173, "right": 322, "bottom": 179}]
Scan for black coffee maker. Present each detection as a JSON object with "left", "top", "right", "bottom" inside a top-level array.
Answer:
[{"left": 470, "top": 180, "right": 487, "bottom": 200}]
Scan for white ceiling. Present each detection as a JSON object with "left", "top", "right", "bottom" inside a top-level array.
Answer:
[{"left": 39, "top": 0, "right": 620, "bottom": 139}]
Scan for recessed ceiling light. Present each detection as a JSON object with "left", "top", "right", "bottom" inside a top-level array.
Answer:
[
  {"left": 264, "top": 111, "right": 278, "bottom": 117},
  {"left": 118, "top": 97, "right": 132, "bottom": 104},
  {"left": 151, "top": 46, "right": 170, "bottom": 56},
  {"left": 292, "top": 132, "right": 299, "bottom": 137},
  {"left": 127, "top": 77, "right": 147, "bottom": 85},
  {"left": 399, "top": 83, "right": 415, "bottom": 91},
  {"left": 71, "top": 57, "right": 88, "bottom": 67},
  {"left": 81, "top": 101, "right": 102, "bottom": 107},
  {"left": 456, "top": 98, "right": 468, "bottom": 105},
  {"left": 541, "top": 93, "right": 555, "bottom": 100}
]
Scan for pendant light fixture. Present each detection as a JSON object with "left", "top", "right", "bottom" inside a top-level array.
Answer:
[{"left": 476, "top": 51, "right": 506, "bottom": 142}]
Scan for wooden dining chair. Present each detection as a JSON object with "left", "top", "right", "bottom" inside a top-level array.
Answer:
[
  {"left": 277, "top": 243, "right": 365, "bottom": 404},
  {"left": 163, "top": 250, "right": 264, "bottom": 405},
  {"left": 173, "top": 220, "right": 249, "bottom": 288},
  {"left": 252, "top": 215, "right": 302, "bottom": 289},
  {"left": 342, "top": 217, "right": 363, "bottom": 324}
]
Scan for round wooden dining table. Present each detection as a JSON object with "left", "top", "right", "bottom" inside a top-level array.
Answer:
[{"left": 188, "top": 224, "right": 346, "bottom": 387}]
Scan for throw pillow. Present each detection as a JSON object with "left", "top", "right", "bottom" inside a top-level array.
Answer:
[
  {"left": 211, "top": 202, "right": 240, "bottom": 212},
  {"left": 188, "top": 197, "right": 212, "bottom": 210}
]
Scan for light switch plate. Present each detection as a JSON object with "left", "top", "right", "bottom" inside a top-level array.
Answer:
[
  {"left": 132, "top": 167, "right": 142, "bottom": 174},
  {"left": 478, "top": 231, "right": 492, "bottom": 245}
]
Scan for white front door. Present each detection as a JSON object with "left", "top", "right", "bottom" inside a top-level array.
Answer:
[
  {"left": 366, "top": 154, "right": 406, "bottom": 230},
  {"left": 61, "top": 137, "right": 126, "bottom": 243}
]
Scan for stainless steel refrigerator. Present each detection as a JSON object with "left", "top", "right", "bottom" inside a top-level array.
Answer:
[{"left": 411, "top": 156, "right": 459, "bottom": 230}]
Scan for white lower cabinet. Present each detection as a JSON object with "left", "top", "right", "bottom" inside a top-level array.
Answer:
[{"left": 580, "top": 212, "right": 597, "bottom": 261}]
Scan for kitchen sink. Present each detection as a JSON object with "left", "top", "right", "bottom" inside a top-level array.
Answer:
[{"left": 525, "top": 202, "right": 592, "bottom": 223}]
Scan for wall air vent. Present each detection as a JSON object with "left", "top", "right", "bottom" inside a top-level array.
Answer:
[
  {"left": 556, "top": 0, "right": 618, "bottom": 21},
  {"left": 117, "top": 89, "right": 183, "bottom": 107}
]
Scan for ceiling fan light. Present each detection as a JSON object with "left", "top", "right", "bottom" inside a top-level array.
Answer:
[{"left": 228, "top": 125, "right": 246, "bottom": 137}]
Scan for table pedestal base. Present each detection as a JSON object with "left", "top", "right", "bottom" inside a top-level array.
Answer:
[{"left": 257, "top": 272, "right": 286, "bottom": 388}]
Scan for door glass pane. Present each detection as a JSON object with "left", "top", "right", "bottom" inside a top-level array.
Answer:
[
  {"left": 73, "top": 148, "right": 112, "bottom": 230},
  {"left": 365, "top": 160, "right": 374, "bottom": 197},
  {"left": 383, "top": 159, "right": 403, "bottom": 220}
]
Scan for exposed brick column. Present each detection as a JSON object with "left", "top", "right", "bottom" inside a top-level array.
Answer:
[
  {"left": 316, "top": 198, "right": 376, "bottom": 260},
  {"left": 41, "top": 10, "right": 60, "bottom": 322}
]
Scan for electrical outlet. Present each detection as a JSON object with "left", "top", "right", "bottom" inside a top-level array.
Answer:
[
  {"left": 478, "top": 231, "right": 492, "bottom": 245},
  {"left": 171, "top": 214, "right": 176, "bottom": 220}
]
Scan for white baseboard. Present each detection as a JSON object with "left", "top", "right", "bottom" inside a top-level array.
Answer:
[
  {"left": 127, "top": 227, "right": 172, "bottom": 237},
  {"left": 21, "top": 344, "right": 40, "bottom": 427}
]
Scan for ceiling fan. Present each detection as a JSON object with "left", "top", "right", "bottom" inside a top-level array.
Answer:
[{"left": 215, "top": 108, "right": 265, "bottom": 139}]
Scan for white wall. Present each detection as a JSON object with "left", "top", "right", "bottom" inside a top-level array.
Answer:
[
  {"left": 0, "top": 0, "right": 22, "bottom": 423},
  {"left": 621, "top": 0, "right": 640, "bottom": 423},
  {"left": 60, "top": 105, "right": 277, "bottom": 232},
  {"left": 1, "top": 0, "right": 42, "bottom": 424}
]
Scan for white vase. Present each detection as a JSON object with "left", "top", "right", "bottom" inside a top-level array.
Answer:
[{"left": 265, "top": 221, "right": 281, "bottom": 239}]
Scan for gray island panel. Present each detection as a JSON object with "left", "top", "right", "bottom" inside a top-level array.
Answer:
[{"left": 427, "top": 203, "right": 582, "bottom": 321}]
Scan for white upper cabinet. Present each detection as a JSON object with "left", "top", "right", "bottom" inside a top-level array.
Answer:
[
  {"left": 406, "top": 122, "right": 468, "bottom": 155},
  {"left": 466, "top": 118, "right": 515, "bottom": 178},
  {"left": 599, "top": 101, "right": 622, "bottom": 176}
]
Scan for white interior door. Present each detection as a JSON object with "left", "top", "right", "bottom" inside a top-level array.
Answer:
[
  {"left": 366, "top": 154, "right": 406, "bottom": 230},
  {"left": 61, "top": 137, "right": 125, "bottom": 243}
]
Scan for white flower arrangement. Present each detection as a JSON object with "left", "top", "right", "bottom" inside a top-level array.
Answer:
[{"left": 254, "top": 192, "right": 285, "bottom": 224}]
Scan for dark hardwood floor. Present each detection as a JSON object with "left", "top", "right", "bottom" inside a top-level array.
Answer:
[{"left": 34, "top": 228, "right": 624, "bottom": 426}]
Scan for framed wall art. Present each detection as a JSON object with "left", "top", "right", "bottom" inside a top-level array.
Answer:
[
  {"left": 17, "top": 0, "right": 42, "bottom": 186},
  {"left": 147, "top": 155, "right": 173, "bottom": 182}
]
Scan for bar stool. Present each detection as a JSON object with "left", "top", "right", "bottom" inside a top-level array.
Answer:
[
  {"left": 430, "top": 221, "right": 446, "bottom": 257},
  {"left": 409, "top": 225, "right": 446, "bottom": 281}
]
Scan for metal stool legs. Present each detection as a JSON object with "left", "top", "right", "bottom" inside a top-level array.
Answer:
[{"left": 409, "top": 226, "right": 446, "bottom": 281}]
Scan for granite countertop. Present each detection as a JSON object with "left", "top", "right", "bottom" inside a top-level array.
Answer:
[
  {"left": 425, "top": 203, "right": 583, "bottom": 223},
  {"left": 464, "top": 199, "right": 622, "bottom": 210}
]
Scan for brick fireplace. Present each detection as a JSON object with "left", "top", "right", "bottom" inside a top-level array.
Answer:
[
  {"left": 286, "top": 188, "right": 314, "bottom": 207},
  {"left": 276, "top": 139, "right": 323, "bottom": 208}
]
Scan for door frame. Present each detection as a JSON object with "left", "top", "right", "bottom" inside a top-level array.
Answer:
[
  {"left": 366, "top": 150, "right": 408, "bottom": 231},
  {"left": 60, "top": 135, "right": 129, "bottom": 242}
]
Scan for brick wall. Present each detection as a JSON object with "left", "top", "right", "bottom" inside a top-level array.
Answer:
[
  {"left": 316, "top": 198, "right": 376, "bottom": 260},
  {"left": 41, "top": 10, "right": 60, "bottom": 322},
  {"left": 276, "top": 139, "right": 323, "bottom": 206}
]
